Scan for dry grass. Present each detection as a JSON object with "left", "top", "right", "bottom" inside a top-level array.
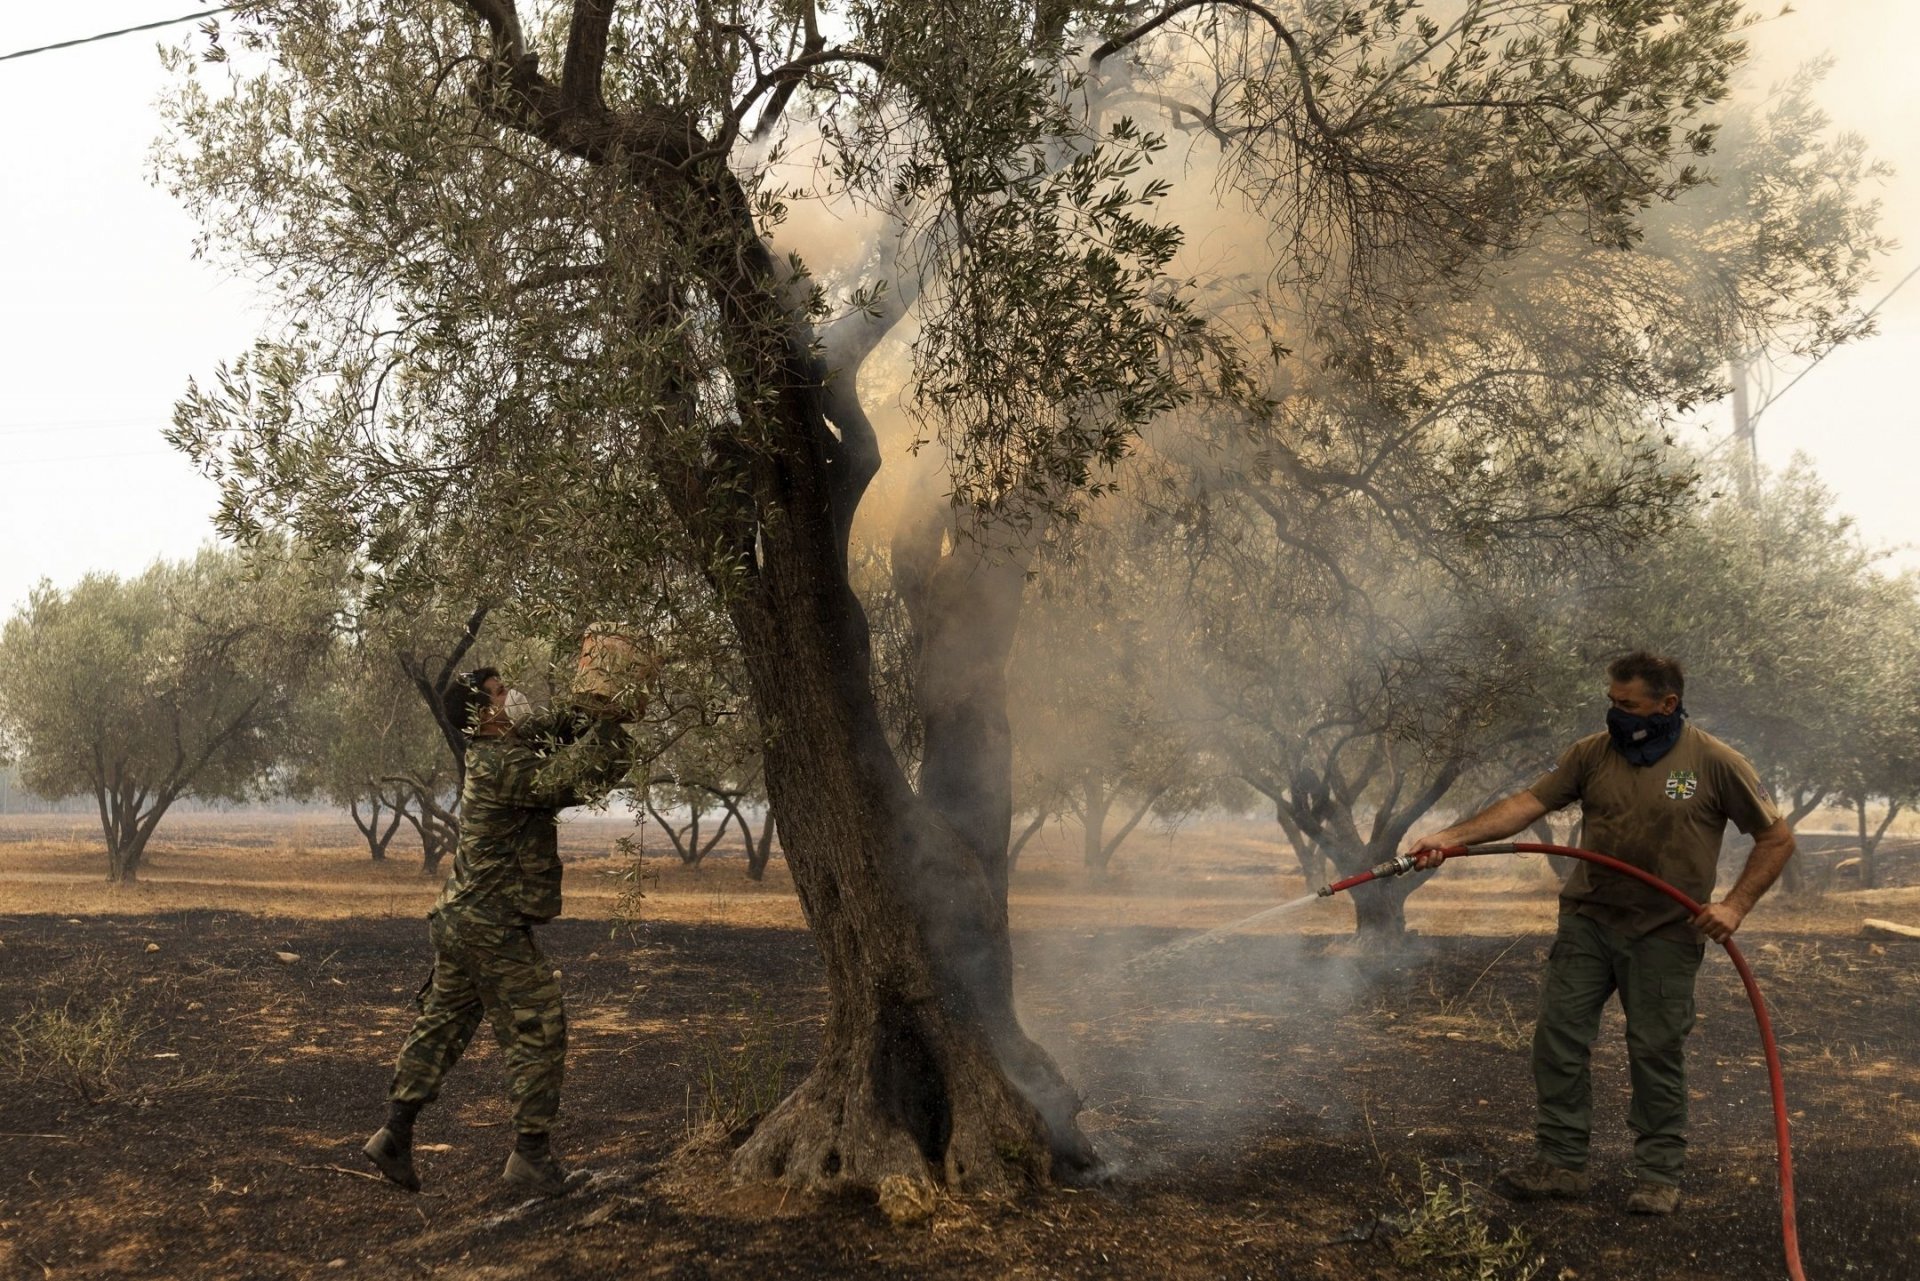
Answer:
[
  {"left": 7, "top": 996, "right": 150, "bottom": 1103},
  {"left": 4, "top": 813, "right": 1913, "bottom": 943},
  {"left": 4, "top": 948, "right": 241, "bottom": 1105},
  {"left": 679, "top": 993, "right": 796, "bottom": 1153},
  {"left": 1417, "top": 938, "right": 1538, "bottom": 1051}
]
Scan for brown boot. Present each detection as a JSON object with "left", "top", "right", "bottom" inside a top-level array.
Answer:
[
  {"left": 362, "top": 1127, "right": 420, "bottom": 1192},
  {"left": 1625, "top": 1180, "right": 1681, "bottom": 1215},
  {"left": 1493, "top": 1155, "right": 1589, "bottom": 1201},
  {"left": 501, "top": 1145, "right": 589, "bottom": 1197}
]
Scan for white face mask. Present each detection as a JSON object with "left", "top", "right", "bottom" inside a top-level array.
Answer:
[{"left": 504, "top": 686, "right": 534, "bottom": 726}]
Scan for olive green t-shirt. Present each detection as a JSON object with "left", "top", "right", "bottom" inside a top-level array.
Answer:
[{"left": 1526, "top": 724, "right": 1781, "bottom": 942}]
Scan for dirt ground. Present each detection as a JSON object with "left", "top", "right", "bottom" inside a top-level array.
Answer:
[{"left": 1, "top": 813, "right": 1916, "bottom": 1280}]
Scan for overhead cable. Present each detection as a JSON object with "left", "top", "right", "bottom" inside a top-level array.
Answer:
[{"left": 0, "top": 6, "right": 243, "bottom": 64}]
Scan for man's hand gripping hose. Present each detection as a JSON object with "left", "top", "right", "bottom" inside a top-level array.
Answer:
[{"left": 1316, "top": 842, "right": 1807, "bottom": 1281}]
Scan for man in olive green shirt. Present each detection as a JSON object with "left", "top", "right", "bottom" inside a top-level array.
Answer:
[{"left": 1406, "top": 652, "right": 1795, "bottom": 1215}]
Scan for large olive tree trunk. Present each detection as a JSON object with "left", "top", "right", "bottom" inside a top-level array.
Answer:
[{"left": 726, "top": 482, "right": 1090, "bottom": 1192}]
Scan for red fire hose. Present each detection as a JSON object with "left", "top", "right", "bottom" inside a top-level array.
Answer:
[{"left": 1318, "top": 842, "right": 1806, "bottom": 1281}]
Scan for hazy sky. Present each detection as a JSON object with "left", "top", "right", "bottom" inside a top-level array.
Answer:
[{"left": 2, "top": 2, "right": 1917, "bottom": 619}]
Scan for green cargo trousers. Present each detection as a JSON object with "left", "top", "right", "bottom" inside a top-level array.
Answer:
[
  {"left": 1533, "top": 912, "right": 1705, "bottom": 1185},
  {"left": 387, "top": 908, "right": 568, "bottom": 1137}
]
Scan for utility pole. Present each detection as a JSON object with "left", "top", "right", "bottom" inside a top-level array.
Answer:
[{"left": 1729, "top": 355, "right": 1758, "bottom": 503}]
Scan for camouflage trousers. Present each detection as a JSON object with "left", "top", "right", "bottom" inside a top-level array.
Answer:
[{"left": 387, "top": 908, "right": 567, "bottom": 1137}]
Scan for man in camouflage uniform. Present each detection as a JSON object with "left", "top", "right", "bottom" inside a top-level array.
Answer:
[{"left": 362, "top": 667, "right": 635, "bottom": 1196}]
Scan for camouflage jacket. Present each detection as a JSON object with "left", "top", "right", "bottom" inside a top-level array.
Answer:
[{"left": 434, "top": 711, "right": 634, "bottom": 925}]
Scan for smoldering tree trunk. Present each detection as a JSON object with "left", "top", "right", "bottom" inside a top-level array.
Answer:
[
  {"left": 722, "top": 437, "right": 1089, "bottom": 1192},
  {"left": 891, "top": 512, "right": 1029, "bottom": 907},
  {"left": 1310, "top": 830, "right": 1423, "bottom": 947},
  {"left": 726, "top": 582, "right": 1088, "bottom": 1191}
]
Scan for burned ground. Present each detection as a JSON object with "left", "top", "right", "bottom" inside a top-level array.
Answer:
[{"left": 0, "top": 818, "right": 1916, "bottom": 1279}]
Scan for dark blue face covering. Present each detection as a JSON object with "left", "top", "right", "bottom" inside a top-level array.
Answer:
[{"left": 1606, "top": 703, "right": 1686, "bottom": 765}]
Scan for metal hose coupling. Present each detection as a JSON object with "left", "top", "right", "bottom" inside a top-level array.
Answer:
[
  {"left": 1372, "top": 853, "right": 1419, "bottom": 879},
  {"left": 1315, "top": 853, "right": 1419, "bottom": 897}
]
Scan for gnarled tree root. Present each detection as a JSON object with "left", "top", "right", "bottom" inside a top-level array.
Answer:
[{"left": 730, "top": 998, "right": 1076, "bottom": 1197}]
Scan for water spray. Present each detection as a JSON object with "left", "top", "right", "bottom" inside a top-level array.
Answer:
[{"left": 1317, "top": 842, "right": 1807, "bottom": 1281}]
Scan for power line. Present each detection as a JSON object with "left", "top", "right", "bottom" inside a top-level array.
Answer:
[
  {"left": 0, "top": 419, "right": 173, "bottom": 438},
  {"left": 1749, "top": 260, "right": 1920, "bottom": 427},
  {"left": 0, "top": 6, "right": 243, "bottom": 63},
  {"left": 7, "top": 450, "right": 186, "bottom": 468}
]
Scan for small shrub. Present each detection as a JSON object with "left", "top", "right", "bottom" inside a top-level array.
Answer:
[
  {"left": 1393, "top": 1162, "right": 1542, "bottom": 1281},
  {"left": 8, "top": 997, "right": 149, "bottom": 1103},
  {"left": 682, "top": 993, "right": 793, "bottom": 1149}
]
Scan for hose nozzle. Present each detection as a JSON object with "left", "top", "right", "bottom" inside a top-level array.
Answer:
[
  {"left": 1316, "top": 853, "right": 1419, "bottom": 897},
  {"left": 1371, "top": 853, "right": 1418, "bottom": 880}
]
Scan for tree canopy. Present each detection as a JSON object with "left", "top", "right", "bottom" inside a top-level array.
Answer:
[{"left": 0, "top": 545, "right": 336, "bottom": 881}]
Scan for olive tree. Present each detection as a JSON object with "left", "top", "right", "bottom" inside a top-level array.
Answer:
[
  {"left": 162, "top": 0, "right": 1758, "bottom": 1192},
  {"left": 1009, "top": 523, "right": 1238, "bottom": 882},
  {"left": 0, "top": 546, "right": 336, "bottom": 882}
]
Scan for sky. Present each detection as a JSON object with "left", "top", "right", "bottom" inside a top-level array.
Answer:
[{"left": 2, "top": 2, "right": 1918, "bottom": 620}]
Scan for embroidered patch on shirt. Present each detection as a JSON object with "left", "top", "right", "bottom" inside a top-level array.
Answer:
[{"left": 1664, "top": 769, "right": 1698, "bottom": 800}]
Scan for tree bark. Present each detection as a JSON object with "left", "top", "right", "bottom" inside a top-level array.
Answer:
[
  {"left": 726, "top": 576, "right": 1090, "bottom": 1191},
  {"left": 719, "top": 416, "right": 1090, "bottom": 1192},
  {"left": 891, "top": 509, "right": 1030, "bottom": 906},
  {"left": 1079, "top": 781, "right": 1113, "bottom": 881}
]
